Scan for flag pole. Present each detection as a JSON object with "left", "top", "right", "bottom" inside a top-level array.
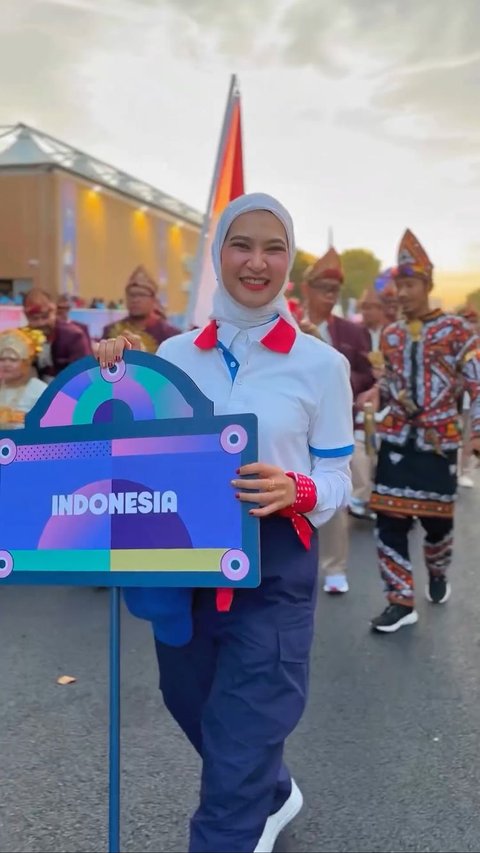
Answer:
[{"left": 185, "top": 74, "right": 239, "bottom": 329}]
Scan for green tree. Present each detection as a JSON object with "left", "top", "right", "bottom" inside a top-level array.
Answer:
[
  {"left": 465, "top": 288, "right": 480, "bottom": 313},
  {"left": 340, "top": 249, "right": 381, "bottom": 309}
]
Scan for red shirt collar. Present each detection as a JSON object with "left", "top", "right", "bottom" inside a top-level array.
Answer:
[{"left": 194, "top": 317, "right": 296, "bottom": 354}]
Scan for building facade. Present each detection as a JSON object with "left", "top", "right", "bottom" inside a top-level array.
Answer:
[{"left": 0, "top": 125, "right": 202, "bottom": 325}]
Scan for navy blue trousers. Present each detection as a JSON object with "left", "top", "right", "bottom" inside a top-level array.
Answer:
[{"left": 155, "top": 516, "right": 319, "bottom": 853}]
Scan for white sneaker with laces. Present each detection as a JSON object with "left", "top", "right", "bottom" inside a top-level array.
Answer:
[
  {"left": 254, "top": 779, "right": 303, "bottom": 853},
  {"left": 323, "top": 574, "right": 349, "bottom": 594}
]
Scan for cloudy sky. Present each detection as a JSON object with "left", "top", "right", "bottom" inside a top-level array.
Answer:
[{"left": 1, "top": 0, "right": 479, "bottom": 304}]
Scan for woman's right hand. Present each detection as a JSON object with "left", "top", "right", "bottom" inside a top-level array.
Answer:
[{"left": 96, "top": 332, "right": 144, "bottom": 368}]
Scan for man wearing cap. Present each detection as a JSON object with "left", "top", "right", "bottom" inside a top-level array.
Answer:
[
  {"left": 370, "top": 229, "right": 480, "bottom": 632},
  {"left": 23, "top": 288, "right": 92, "bottom": 382},
  {"left": 300, "top": 247, "right": 375, "bottom": 593},
  {"left": 102, "top": 266, "right": 179, "bottom": 352}
]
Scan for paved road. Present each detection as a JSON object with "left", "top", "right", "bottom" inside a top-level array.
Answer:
[{"left": 1, "top": 475, "right": 480, "bottom": 853}]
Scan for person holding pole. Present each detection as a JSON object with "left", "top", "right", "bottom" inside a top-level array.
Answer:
[{"left": 97, "top": 193, "right": 353, "bottom": 853}]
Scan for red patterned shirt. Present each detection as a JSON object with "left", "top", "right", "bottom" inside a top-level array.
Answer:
[{"left": 378, "top": 310, "right": 480, "bottom": 452}]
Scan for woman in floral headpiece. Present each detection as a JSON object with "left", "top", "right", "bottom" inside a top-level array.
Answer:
[{"left": 0, "top": 328, "right": 47, "bottom": 428}]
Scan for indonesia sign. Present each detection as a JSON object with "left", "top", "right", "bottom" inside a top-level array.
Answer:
[{"left": 0, "top": 352, "right": 260, "bottom": 588}]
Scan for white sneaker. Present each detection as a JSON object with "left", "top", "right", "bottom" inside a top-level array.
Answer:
[
  {"left": 458, "top": 474, "right": 474, "bottom": 488},
  {"left": 348, "top": 501, "right": 376, "bottom": 521},
  {"left": 254, "top": 779, "right": 303, "bottom": 853},
  {"left": 323, "top": 574, "right": 349, "bottom": 594}
]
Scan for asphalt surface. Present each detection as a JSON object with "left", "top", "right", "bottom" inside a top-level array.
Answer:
[{"left": 1, "top": 473, "right": 480, "bottom": 853}]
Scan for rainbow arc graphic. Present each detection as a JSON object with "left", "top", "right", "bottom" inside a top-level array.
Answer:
[{"left": 39, "top": 360, "right": 193, "bottom": 427}]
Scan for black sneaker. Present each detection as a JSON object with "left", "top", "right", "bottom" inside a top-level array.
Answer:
[
  {"left": 426, "top": 576, "right": 451, "bottom": 604},
  {"left": 371, "top": 603, "right": 418, "bottom": 633}
]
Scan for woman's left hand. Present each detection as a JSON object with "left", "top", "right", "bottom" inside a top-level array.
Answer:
[{"left": 231, "top": 463, "right": 296, "bottom": 517}]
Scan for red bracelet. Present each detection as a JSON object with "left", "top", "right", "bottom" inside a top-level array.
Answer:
[
  {"left": 215, "top": 472, "right": 318, "bottom": 612},
  {"left": 285, "top": 471, "right": 317, "bottom": 513}
]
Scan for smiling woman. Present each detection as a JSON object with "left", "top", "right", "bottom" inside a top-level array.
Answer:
[
  {"left": 96, "top": 192, "right": 354, "bottom": 853},
  {"left": 220, "top": 210, "right": 289, "bottom": 307}
]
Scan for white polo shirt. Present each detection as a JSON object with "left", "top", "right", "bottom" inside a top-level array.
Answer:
[{"left": 157, "top": 316, "right": 353, "bottom": 528}]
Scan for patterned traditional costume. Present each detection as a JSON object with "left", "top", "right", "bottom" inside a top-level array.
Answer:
[{"left": 371, "top": 230, "right": 480, "bottom": 616}]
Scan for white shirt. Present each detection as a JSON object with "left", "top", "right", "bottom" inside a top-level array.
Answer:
[{"left": 157, "top": 318, "right": 354, "bottom": 528}]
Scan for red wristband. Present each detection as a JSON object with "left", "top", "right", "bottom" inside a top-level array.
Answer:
[
  {"left": 285, "top": 472, "right": 317, "bottom": 513},
  {"left": 216, "top": 588, "right": 234, "bottom": 612}
]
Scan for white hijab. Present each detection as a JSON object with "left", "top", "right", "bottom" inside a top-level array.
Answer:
[{"left": 210, "top": 192, "right": 296, "bottom": 330}]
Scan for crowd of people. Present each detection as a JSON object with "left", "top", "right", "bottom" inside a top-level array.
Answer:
[
  {"left": 0, "top": 264, "right": 180, "bottom": 425},
  {"left": 1, "top": 193, "right": 479, "bottom": 853},
  {"left": 0, "top": 292, "right": 123, "bottom": 309},
  {"left": 94, "top": 195, "right": 479, "bottom": 853},
  {"left": 1, "top": 235, "right": 478, "bottom": 585}
]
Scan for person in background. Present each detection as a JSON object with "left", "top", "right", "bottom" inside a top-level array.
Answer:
[
  {"left": 457, "top": 305, "right": 480, "bottom": 488},
  {"left": 56, "top": 293, "right": 75, "bottom": 323},
  {"left": 0, "top": 328, "right": 48, "bottom": 428},
  {"left": 300, "top": 247, "right": 375, "bottom": 593},
  {"left": 56, "top": 293, "right": 92, "bottom": 346},
  {"left": 358, "top": 287, "right": 387, "bottom": 354},
  {"left": 370, "top": 230, "right": 480, "bottom": 633},
  {"left": 23, "top": 289, "right": 91, "bottom": 382},
  {"left": 379, "top": 278, "right": 400, "bottom": 324},
  {"left": 300, "top": 248, "right": 374, "bottom": 395},
  {"left": 349, "top": 287, "right": 390, "bottom": 520},
  {"left": 102, "top": 265, "right": 179, "bottom": 352},
  {"left": 285, "top": 281, "right": 304, "bottom": 323},
  {"left": 96, "top": 193, "right": 353, "bottom": 853}
]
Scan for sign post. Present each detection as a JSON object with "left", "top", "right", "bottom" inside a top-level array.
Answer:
[
  {"left": 0, "top": 351, "right": 260, "bottom": 852},
  {"left": 109, "top": 587, "right": 121, "bottom": 853}
]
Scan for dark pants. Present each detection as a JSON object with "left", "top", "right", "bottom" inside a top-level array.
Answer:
[
  {"left": 155, "top": 516, "right": 318, "bottom": 853},
  {"left": 376, "top": 512, "right": 454, "bottom": 606}
]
